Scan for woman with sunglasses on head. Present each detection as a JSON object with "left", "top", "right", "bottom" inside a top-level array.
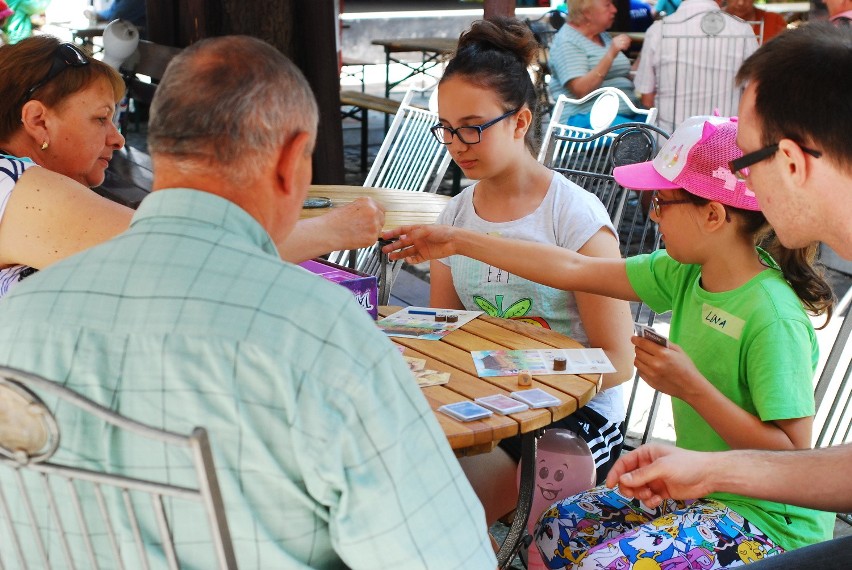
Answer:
[
  {"left": 0, "top": 36, "right": 387, "bottom": 299},
  {"left": 0, "top": 36, "right": 133, "bottom": 298},
  {"left": 428, "top": 17, "right": 636, "bottom": 537},
  {"left": 385, "top": 115, "right": 835, "bottom": 568}
]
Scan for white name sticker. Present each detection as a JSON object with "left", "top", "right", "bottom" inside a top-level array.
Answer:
[{"left": 701, "top": 303, "right": 745, "bottom": 340}]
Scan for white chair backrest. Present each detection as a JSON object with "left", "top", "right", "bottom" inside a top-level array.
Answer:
[
  {"left": 537, "top": 88, "right": 658, "bottom": 225},
  {"left": 0, "top": 366, "right": 237, "bottom": 570},
  {"left": 813, "top": 288, "right": 852, "bottom": 449},
  {"left": 654, "top": 10, "right": 758, "bottom": 132},
  {"left": 538, "top": 88, "right": 657, "bottom": 169},
  {"left": 364, "top": 89, "right": 452, "bottom": 194}
]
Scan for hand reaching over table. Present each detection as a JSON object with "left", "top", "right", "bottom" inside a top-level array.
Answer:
[
  {"left": 282, "top": 197, "right": 386, "bottom": 262},
  {"left": 330, "top": 196, "right": 386, "bottom": 249},
  {"left": 381, "top": 224, "right": 461, "bottom": 263}
]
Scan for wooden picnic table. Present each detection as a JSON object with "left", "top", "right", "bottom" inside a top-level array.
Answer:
[{"left": 379, "top": 305, "right": 601, "bottom": 568}]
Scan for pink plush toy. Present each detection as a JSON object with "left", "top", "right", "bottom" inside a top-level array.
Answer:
[{"left": 519, "top": 428, "right": 596, "bottom": 569}]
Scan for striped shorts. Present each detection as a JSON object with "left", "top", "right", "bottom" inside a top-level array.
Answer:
[{"left": 499, "top": 406, "right": 625, "bottom": 484}]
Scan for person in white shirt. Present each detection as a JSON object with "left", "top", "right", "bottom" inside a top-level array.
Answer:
[{"left": 634, "top": 0, "right": 758, "bottom": 132}]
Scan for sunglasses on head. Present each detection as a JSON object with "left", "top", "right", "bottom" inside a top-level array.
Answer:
[{"left": 24, "top": 43, "right": 90, "bottom": 102}]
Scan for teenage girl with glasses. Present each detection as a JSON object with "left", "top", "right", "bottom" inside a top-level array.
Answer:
[
  {"left": 384, "top": 115, "right": 835, "bottom": 568},
  {"left": 426, "top": 16, "right": 636, "bottom": 536}
]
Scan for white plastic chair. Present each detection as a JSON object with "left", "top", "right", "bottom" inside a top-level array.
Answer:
[
  {"left": 364, "top": 89, "right": 452, "bottom": 194},
  {"left": 0, "top": 366, "right": 238, "bottom": 569},
  {"left": 537, "top": 88, "right": 658, "bottom": 227},
  {"left": 330, "top": 89, "right": 452, "bottom": 304}
]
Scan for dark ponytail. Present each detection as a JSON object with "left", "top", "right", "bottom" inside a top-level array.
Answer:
[
  {"left": 443, "top": 17, "right": 539, "bottom": 151},
  {"left": 685, "top": 194, "right": 835, "bottom": 326}
]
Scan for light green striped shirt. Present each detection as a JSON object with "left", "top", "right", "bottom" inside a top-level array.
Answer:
[{"left": 0, "top": 189, "right": 495, "bottom": 569}]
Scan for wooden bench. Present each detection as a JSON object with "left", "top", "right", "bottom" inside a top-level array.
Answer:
[{"left": 94, "top": 145, "right": 152, "bottom": 209}]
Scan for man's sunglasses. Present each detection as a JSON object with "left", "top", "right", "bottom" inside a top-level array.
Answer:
[
  {"left": 729, "top": 143, "right": 822, "bottom": 181},
  {"left": 24, "top": 43, "right": 90, "bottom": 102}
]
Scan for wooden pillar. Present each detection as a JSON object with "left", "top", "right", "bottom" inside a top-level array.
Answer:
[
  {"left": 143, "top": 0, "right": 344, "bottom": 185},
  {"left": 293, "top": 1, "right": 345, "bottom": 184},
  {"left": 484, "top": 0, "right": 516, "bottom": 19},
  {"left": 614, "top": 0, "right": 631, "bottom": 31}
]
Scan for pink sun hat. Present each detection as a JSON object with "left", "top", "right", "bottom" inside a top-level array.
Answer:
[{"left": 613, "top": 115, "right": 760, "bottom": 211}]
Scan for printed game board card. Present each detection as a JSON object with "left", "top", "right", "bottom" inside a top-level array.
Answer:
[
  {"left": 470, "top": 348, "right": 615, "bottom": 377},
  {"left": 377, "top": 306, "right": 482, "bottom": 340},
  {"left": 438, "top": 401, "right": 493, "bottom": 422},
  {"left": 510, "top": 388, "right": 562, "bottom": 409},
  {"left": 475, "top": 394, "right": 530, "bottom": 415}
]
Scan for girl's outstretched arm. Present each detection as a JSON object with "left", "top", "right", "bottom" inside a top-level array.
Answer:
[{"left": 382, "top": 225, "right": 640, "bottom": 302}]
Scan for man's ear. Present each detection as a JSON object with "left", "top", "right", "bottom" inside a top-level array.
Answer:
[
  {"left": 19, "top": 100, "right": 49, "bottom": 141},
  {"left": 274, "top": 131, "right": 313, "bottom": 198},
  {"left": 777, "top": 139, "right": 810, "bottom": 188}
]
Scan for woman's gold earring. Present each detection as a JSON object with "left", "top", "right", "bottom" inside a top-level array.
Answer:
[{"left": 41, "top": 141, "right": 48, "bottom": 151}]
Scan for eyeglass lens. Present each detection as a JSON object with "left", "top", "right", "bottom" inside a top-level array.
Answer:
[{"left": 432, "top": 126, "right": 483, "bottom": 145}]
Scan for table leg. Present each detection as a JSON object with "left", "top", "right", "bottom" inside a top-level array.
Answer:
[
  {"left": 497, "top": 431, "right": 538, "bottom": 569},
  {"left": 384, "top": 48, "right": 393, "bottom": 132}
]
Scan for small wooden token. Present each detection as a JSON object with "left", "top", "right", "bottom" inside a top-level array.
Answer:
[
  {"left": 517, "top": 370, "right": 532, "bottom": 386},
  {"left": 553, "top": 357, "right": 567, "bottom": 371},
  {"left": 446, "top": 314, "right": 459, "bottom": 323},
  {"left": 435, "top": 314, "right": 447, "bottom": 322}
]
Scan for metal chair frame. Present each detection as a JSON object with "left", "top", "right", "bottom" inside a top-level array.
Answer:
[
  {"left": 330, "top": 88, "right": 451, "bottom": 304},
  {"left": 524, "top": 10, "right": 567, "bottom": 136},
  {"left": 0, "top": 366, "right": 237, "bottom": 569}
]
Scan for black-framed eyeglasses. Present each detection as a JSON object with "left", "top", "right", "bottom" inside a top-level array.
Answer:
[
  {"left": 650, "top": 192, "right": 691, "bottom": 218},
  {"left": 430, "top": 107, "right": 521, "bottom": 145},
  {"left": 728, "top": 143, "right": 822, "bottom": 181},
  {"left": 24, "top": 43, "right": 90, "bottom": 102}
]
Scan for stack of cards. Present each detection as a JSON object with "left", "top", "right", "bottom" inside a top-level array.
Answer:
[
  {"left": 510, "top": 388, "right": 562, "bottom": 409},
  {"left": 475, "top": 394, "right": 530, "bottom": 415},
  {"left": 438, "top": 401, "right": 493, "bottom": 422},
  {"left": 633, "top": 323, "right": 669, "bottom": 347}
]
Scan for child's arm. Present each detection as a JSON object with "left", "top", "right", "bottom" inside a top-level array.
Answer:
[
  {"left": 382, "top": 225, "right": 640, "bottom": 302},
  {"left": 633, "top": 337, "right": 813, "bottom": 450},
  {"left": 429, "top": 260, "right": 465, "bottom": 310},
  {"left": 575, "top": 229, "right": 636, "bottom": 389}
]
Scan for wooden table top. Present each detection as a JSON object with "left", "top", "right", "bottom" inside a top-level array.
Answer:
[
  {"left": 379, "top": 306, "right": 601, "bottom": 456},
  {"left": 304, "top": 185, "right": 451, "bottom": 231},
  {"left": 371, "top": 37, "right": 458, "bottom": 55}
]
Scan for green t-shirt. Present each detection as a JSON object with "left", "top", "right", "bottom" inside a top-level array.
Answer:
[{"left": 626, "top": 249, "right": 833, "bottom": 550}]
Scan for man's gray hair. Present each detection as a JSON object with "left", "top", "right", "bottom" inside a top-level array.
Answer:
[{"left": 148, "top": 35, "right": 318, "bottom": 165}]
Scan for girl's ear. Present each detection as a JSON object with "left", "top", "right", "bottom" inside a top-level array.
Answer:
[
  {"left": 514, "top": 106, "right": 532, "bottom": 140},
  {"left": 704, "top": 201, "right": 730, "bottom": 231}
]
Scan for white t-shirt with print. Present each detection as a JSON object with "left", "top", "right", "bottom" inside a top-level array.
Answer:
[{"left": 436, "top": 172, "right": 625, "bottom": 422}]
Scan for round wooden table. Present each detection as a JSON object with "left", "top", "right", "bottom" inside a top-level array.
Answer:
[
  {"left": 379, "top": 306, "right": 601, "bottom": 568},
  {"left": 303, "top": 185, "right": 451, "bottom": 230}
]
